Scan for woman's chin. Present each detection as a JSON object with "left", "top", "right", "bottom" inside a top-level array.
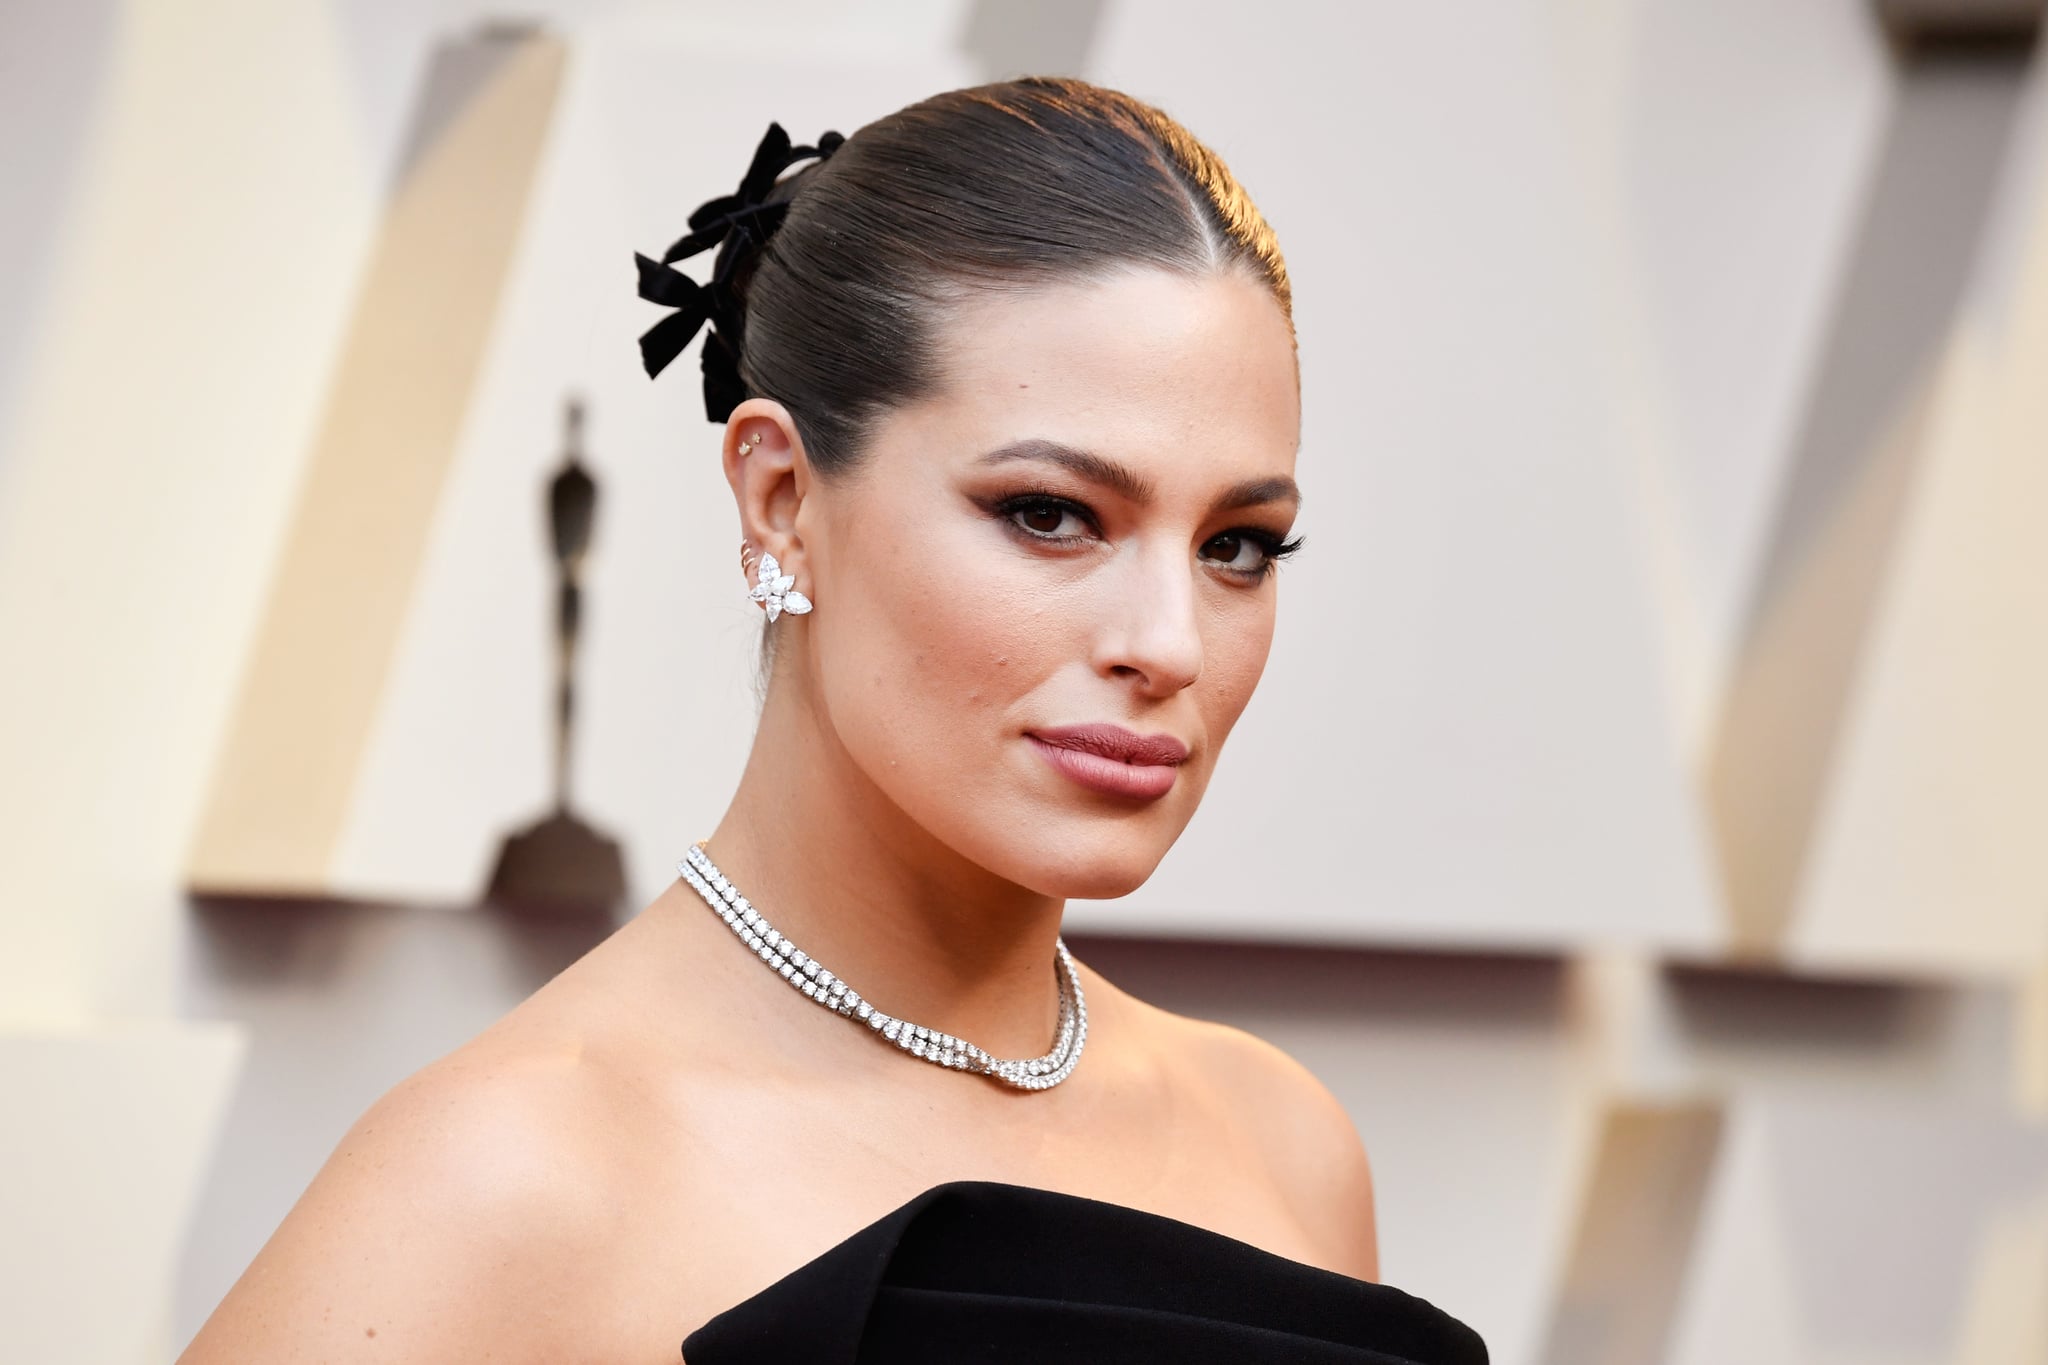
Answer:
[
  {"left": 1053, "top": 868, "right": 1156, "bottom": 902},
  {"left": 1003, "top": 840, "right": 1172, "bottom": 903}
]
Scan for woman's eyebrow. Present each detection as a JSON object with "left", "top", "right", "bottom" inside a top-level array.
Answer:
[
  {"left": 1215, "top": 475, "right": 1301, "bottom": 513},
  {"left": 978, "top": 438, "right": 1155, "bottom": 502},
  {"left": 976, "top": 438, "right": 1300, "bottom": 513}
]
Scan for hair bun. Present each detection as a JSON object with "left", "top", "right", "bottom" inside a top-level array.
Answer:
[{"left": 634, "top": 121, "right": 846, "bottom": 422}]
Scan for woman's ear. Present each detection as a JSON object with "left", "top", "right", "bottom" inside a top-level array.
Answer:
[{"left": 722, "top": 397, "right": 811, "bottom": 597}]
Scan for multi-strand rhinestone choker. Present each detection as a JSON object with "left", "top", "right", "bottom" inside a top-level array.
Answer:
[{"left": 676, "top": 842, "right": 1088, "bottom": 1091}]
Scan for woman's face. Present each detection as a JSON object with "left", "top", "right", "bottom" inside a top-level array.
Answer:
[{"left": 791, "top": 265, "right": 1301, "bottom": 900}]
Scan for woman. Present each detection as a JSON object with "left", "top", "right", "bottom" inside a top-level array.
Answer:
[{"left": 182, "top": 76, "right": 1486, "bottom": 1363}]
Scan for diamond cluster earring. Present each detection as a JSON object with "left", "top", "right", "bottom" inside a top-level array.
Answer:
[{"left": 748, "top": 551, "right": 811, "bottom": 621}]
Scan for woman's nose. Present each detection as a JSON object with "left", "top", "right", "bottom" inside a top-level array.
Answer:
[{"left": 1091, "top": 541, "right": 1203, "bottom": 697}]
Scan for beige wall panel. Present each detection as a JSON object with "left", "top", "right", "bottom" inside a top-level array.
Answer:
[
  {"left": 0, "top": 1023, "right": 244, "bottom": 1365},
  {"left": 1668, "top": 1094, "right": 2048, "bottom": 1365},
  {"left": 2019, "top": 963, "right": 2048, "bottom": 1114},
  {"left": 0, "top": 0, "right": 389, "bottom": 1018},
  {"left": 1662, "top": 965, "right": 2024, "bottom": 1106},
  {"left": 1538, "top": 1100, "right": 1723, "bottom": 1365},
  {"left": 186, "top": 30, "right": 567, "bottom": 895},
  {"left": 1792, "top": 62, "right": 2048, "bottom": 975},
  {"left": 1707, "top": 370, "right": 1940, "bottom": 955},
  {"left": 1946, "top": 1185, "right": 2048, "bottom": 1364},
  {"left": 0, "top": 0, "right": 121, "bottom": 453},
  {"left": 1705, "top": 47, "right": 2034, "bottom": 964},
  {"left": 1552, "top": 0, "right": 1892, "bottom": 759}
]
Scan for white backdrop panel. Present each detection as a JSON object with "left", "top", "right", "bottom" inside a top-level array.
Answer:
[{"left": 1068, "top": 1, "right": 1722, "bottom": 950}]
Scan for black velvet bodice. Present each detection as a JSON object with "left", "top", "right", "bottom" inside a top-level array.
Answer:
[{"left": 683, "top": 1180, "right": 1488, "bottom": 1363}]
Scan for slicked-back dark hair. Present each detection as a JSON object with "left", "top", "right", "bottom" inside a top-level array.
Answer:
[{"left": 732, "top": 76, "right": 1292, "bottom": 473}]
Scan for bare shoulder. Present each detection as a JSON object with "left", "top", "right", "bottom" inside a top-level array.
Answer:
[
  {"left": 1087, "top": 967, "right": 1380, "bottom": 1280},
  {"left": 179, "top": 1031, "right": 659, "bottom": 1363}
]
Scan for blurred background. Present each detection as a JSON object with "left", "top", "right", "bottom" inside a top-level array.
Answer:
[{"left": 4, "top": 1, "right": 2047, "bottom": 1361}]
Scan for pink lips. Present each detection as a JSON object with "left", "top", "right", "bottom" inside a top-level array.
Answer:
[{"left": 1026, "top": 724, "right": 1190, "bottom": 802}]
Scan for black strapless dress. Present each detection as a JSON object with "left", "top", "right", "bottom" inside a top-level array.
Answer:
[{"left": 682, "top": 1180, "right": 1488, "bottom": 1363}]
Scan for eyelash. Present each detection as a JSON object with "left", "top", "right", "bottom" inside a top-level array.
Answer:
[{"left": 989, "top": 490, "right": 1304, "bottom": 582}]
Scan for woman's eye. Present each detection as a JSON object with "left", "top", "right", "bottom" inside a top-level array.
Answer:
[
  {"left": 1199, "top": 532, "right": 1269, "bottom": 574},
  {"left": 1010, "top": 500, "right": 1090, "bottom": 539}
]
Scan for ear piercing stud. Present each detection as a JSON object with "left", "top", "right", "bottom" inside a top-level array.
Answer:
[{"left": 736, "top": 430, "right": 763, "bottom": 457}]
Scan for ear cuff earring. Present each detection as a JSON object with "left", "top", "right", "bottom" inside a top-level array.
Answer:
[
  {"left": 734, "top": 429, "right": 810, "bottom": 619},
  {"left": 737, "top": 540, "right": 812, "bottom": 621}
]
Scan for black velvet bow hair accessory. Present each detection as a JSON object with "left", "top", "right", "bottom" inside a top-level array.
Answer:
[{"left": 634, "top": 121, "right": 845, "bottom": 422}]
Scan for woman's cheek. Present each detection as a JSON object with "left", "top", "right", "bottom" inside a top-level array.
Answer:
[
  {"left": 1203, "top": 606, "right": 1276, "bottom": 732},
  {"left": 819, "top": 538, "right": 1023, "bottom": 766}
]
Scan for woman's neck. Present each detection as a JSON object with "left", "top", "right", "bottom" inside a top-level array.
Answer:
[{"left": 702, "top": 676, "right": 1069, "bottom": 1061}]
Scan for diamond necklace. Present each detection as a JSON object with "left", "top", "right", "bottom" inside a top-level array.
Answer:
[{"left": 676, "top": 842, "right": 1087, "bottom": 1091}]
